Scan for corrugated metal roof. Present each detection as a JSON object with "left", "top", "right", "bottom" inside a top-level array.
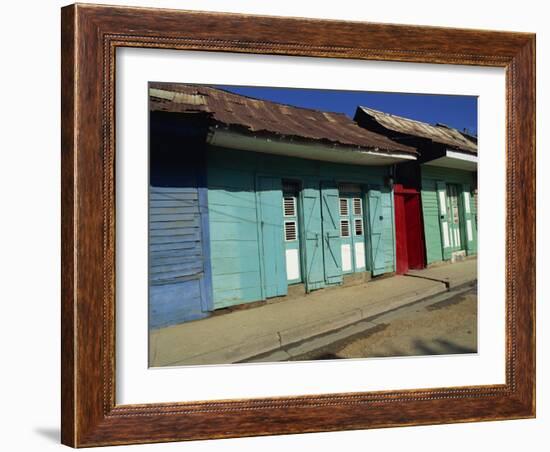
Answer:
[
  {"left": 149, "top": 83, "right": 417, "bottom": 156},
  {"left": 357, "top": 106, "right": 477, "bottom": 154}
]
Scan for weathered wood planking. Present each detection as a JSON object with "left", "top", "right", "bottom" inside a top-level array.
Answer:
[{"left": 148, "top": 183, "right": 208, "bottom": 328}]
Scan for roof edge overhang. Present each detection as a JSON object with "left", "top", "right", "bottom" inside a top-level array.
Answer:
[
  {"left": 356, "top": 106, "right": 478, "bottom": 154},
  {"left": 207, "top": 129, "right": 417, "bottom": 166},
  {"left": 423, "top": 149, "right": 478, "bottom": 171}
]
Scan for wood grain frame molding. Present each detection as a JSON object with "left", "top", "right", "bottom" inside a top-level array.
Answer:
[{"left": 61, "top": 3, "right": 535, "bottom": 447}]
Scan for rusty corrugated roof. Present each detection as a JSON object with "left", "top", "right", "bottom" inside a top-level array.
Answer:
[
  {"left": 357, "top": 106, "right": 477, "bottom": 154},
  {"left": 149, "top": 83, "right": 417, "bottom": 156}
]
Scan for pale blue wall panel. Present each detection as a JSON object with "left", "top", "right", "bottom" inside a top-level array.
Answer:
[
  {"left": 207, "top": 160, "right": 263, "bottom": 309},
  {"left": 212, "top": 271, "right": 262, "bottom": 292}
]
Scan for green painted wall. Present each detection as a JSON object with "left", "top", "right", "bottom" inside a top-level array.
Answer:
[
  {"left": 207, "top": 146, "right": 392, "bottom": 309},
  {"left": 421, "top": 165, "right": 477, "bottom": 264}
]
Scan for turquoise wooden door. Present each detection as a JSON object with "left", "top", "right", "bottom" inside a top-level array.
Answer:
[
  {"left": 367, "top": 187, "right": 395, "bottom": 276},
  {"left": 301, "top": 180, "right": 325, "bottom": 292},
  {"left": 338, "top": 195, "right": 353, "bottom": 274},
  {"left": 461, "top": 184, "right": 477, "bottom": 255},
  {"left": 257, "top": 176, "right": 287, "bottom": 299},
  {"left": 435, "top": 181, "right": 453, "bottom": 260},
  {"left": 338, "top": 186, "right": 367, "bottom": 274},
  {"left": 368, "top": 189, "right": 385, "bottom": 276},
  {"left": 321, "top": 181, "right": 343, "bottom": 285}
]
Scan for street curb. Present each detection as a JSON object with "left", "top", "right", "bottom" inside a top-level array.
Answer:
[
  {"left": 279, "top": 309, "right": 363, "bottom": 347},
  {"left": 359, "top": 283, "right": 448, "bottom": 321}
]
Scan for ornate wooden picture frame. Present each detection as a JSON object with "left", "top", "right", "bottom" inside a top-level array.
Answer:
[{"left": 61, "top": 3, "right": 535, "bottom": 447}]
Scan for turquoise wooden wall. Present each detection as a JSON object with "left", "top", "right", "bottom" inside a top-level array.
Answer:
[
  {"left": 206, "top": 160, "right": 263, "bottom": 309},
  {"left": 207, "top": 146, "right": 393, "bottom": 309},
  {"left": 420, "top": 165, "right": 477, "bottom": 264}
]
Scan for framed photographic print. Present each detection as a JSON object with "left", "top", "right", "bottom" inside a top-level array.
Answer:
[{"left": 61, "top": 3, "right": 535, "bottom": 447}]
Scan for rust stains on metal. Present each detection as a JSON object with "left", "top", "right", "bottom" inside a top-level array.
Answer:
[
  {"left": 149, "top": 83, "right": 417, "bottom": 156},
  {"left": 356, "top": 106, "right": 477, "bottom": 154}
]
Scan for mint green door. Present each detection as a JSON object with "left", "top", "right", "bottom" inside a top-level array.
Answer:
[
  {"left": 446, "top": 184, "right": 463, "bottom": 253},
  {"left": 461, "top": 184, "right": 477, "bottom": 255},
  {"left": 435, "top": 181, "right": 453, "bottom": 260},
  {"left": 436, "top": 181, "right": 475, "bottom": 260},
  {"left": 257, "top": 176, "right": 287, "bottom": 299},
  {"left": 321, "top": 181, "right": 343, "bottom": 285}
]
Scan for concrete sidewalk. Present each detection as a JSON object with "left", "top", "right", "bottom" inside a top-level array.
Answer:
[{"left": 149, "top": 258, "right": 477, "bottom": 367}]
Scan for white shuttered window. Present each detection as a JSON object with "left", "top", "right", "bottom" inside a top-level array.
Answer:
[
  {"left": 283, "top": 197, "right": 296, "bottom": 217},
  {"left": 354, "top": 218, "right": 364, "bottom": 236},
  {"left": 340, "top": 219, "right": 350, "bottom": 237},
  {"left": 284, "top": 221, "right": 297, "bottom": 241},
  {"left": 339, "top": 198, "right": 349, "bottom": 216},
  {"left": 353, "top": 197, "right": 362, "bottom": 215}
]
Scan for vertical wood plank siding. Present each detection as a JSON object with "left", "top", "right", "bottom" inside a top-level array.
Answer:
[
  {"left": 421, "top": 166, "right": 477, "bottom": 264},
  {"left": 207, "top": 164, "right": 265, "bottom": 308},
  {"left": 207, "top": 146, "right": 391, "bottom": 309}
]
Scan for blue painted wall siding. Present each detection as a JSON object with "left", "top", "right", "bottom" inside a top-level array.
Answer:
[
  {"left": 148, "top": 113, "right": 213, "bottom": 329},
  {"left": 149, "top": 185, "right": 212, "bottom": 328},
  {"left": 149, "top": 280, "right": 205, "bottom": 327},
  {"left": 206, "top": 146, "right": 392, "bottom": 309}
]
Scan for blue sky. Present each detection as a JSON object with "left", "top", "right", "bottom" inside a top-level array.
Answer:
[{"left": 215, "top": 85, "right": 478, "bottom": 136}]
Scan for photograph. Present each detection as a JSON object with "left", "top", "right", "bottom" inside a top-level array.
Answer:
[{"left": 148, "top": 83, "right": 479, "bottom": 367}]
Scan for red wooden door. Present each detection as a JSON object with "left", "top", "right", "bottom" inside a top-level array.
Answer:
[
  {"left": 394, "top": 184, "right": 426, "bottom": 274},
  {"left": 405, "top": 193, "right": 425, "bottom": 269},
  {"left": 394, "top": 191, "right": 409, "bottom": 274}
]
